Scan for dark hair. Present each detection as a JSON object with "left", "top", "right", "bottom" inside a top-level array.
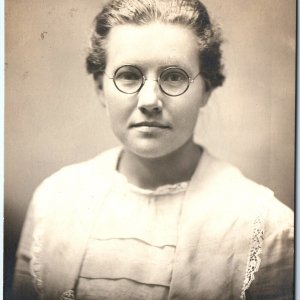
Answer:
[{"left": 86, "top": 0, "right": 225, "bottom": 90}]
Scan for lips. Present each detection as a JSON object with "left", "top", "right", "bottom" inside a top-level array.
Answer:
[{"left": 131, "top": 121, "right": 171, "bottom": 129}]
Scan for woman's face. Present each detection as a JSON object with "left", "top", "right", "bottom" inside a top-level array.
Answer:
[{"left": 99, "top": 22, "right": 210, "bottom": 158}]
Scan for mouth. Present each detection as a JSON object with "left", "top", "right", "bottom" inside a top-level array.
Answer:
[{"left": 131, "top": 121, "right": 171, "bottom": 129}]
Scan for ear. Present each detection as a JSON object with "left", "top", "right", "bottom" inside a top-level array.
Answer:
[
  {"left": 94, "top": 74, "right": 106, "bottom": 107},
  {"left": 199, "top": 89, "right": 211, "bottom": 107},
  {"left": 198, "top": 78, "right": 212, "bottom": 108}
]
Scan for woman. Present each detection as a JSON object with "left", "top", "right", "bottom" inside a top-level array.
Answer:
[{"left": 13, "top": 0, "right": 294, "bottom": 299}]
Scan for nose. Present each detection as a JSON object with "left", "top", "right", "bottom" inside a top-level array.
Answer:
[{"left": 137, "top": 80, "right": 162, "bottom": 114}]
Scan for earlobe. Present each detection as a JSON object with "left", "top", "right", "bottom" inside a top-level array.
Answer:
[
  {"left": 199, "top": 90, "right": 211, "bottom": 108},
  {"left": 98, "top": 89, "right": 106, "bottom": 108},
  {"left": 99, "top": 93, "right": 106, "bottom": 108},
  {"left": 204, "top": 90, "right": 211, "bottom": 106},
  {"left": 198, "top": 78, "right": 212, "bottom": 108},
  {"left": 94, "top": 74, "right": 106, "bottom": 107}
]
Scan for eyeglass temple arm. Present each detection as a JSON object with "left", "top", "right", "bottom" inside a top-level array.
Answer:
[
  {"left": 190, "top": 71, "right": 202, "bottom": 83},
  {"left": 103, "top": 72, "right": 114, "bottom": 80}
]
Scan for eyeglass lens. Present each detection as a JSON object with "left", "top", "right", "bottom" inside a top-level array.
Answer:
[{"left": 113, "top": 65, "right": 190, "bottom": 96}]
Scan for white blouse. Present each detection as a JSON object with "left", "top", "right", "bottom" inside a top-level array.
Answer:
[{"left": 76, "top": 171, "right": 188, "bottom": 300}]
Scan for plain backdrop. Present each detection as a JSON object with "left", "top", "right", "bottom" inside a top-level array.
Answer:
[{"left": 4, "top": 0, "right": 295, "bottom": 297}]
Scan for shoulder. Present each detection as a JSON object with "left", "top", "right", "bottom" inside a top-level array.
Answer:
[
  {"left": 30, "top": 147, "right": 121, "bottom": 215},
  {"left": 37, "top": 147, "right": 120, "bottom": 190},
  {"left": 190, "top": 149, "right": 293, "bottom": 229},
  {"left": 191, "top": 150, "right": 273, "bottom": 207},
  {"left": 196, "top": 150, "right": 272, "bottom": 196}
]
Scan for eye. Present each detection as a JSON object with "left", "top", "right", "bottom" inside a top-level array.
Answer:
[
  {"left": 116, "top": 71, "right": 141, "bottom": 82},
  {"left": 114, "top": 66, "right": 143, "bottom": 85},
  {"left": 165, "top": 72, "right": 185, "bottom": 82},
  {"left": 161, "top": 69, "right": 188, "bottom": 87}
]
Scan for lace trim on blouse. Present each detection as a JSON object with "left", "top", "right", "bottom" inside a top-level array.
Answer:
[
  {"left": 59, "top": 290, "right": 75, "bottom": 300},
  {"left": 30, "top": 220, "right": 44, "bottom": 296},
  {"left": 240, "top": 215, "right": 265, "bottom": 300},
  {"left": 113, "top": 171, "right": 189, "bottom": 195}
]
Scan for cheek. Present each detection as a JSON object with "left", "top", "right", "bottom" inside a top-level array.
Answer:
[
  {"left": 106, "top": 103, "right": 126, "bottom": 128},
  {"left": 173, "top": 99, "right": 201, "bottom": 130},
  {"left": 180, "top": 110, "right": 199, "bottom": 132},
  {"left": 103, "top": 93, "right": 135, "bottom": 128}
]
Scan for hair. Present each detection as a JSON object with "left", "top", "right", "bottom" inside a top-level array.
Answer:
[{"left": 86, "top": 0, "right": 225, "bottom": 91}]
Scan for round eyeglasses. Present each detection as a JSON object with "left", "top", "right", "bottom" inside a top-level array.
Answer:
[{"left": 105, "top": 65, "right": 201, "bottom": 97}]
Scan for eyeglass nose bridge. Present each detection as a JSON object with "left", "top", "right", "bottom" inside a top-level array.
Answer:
[{"left": 136, "top": 75, "right": 161, "bottom": 93}]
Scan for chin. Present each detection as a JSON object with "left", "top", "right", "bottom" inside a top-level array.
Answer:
[
  {"left": 128, "top": 145, "right": 171, "bottom": 159},
  {"left": 123, "top": 139, "right": 188, "bottom": 160}
]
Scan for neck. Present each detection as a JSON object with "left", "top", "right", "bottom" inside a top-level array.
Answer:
[{"left": 118, "top": 139, "right": 202, "bottom": 190}]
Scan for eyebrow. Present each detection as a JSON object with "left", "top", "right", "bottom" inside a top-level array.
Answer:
[
  {"left": 113, "top": 61, "right": 195, "bottom": 75},
  {"left": 117, "top": 55, "right": 194, "bottom": 68}
]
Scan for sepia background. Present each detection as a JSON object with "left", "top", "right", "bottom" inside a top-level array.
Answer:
[{"left": 5, "top": 0, "right": 295, "bottom": 297}]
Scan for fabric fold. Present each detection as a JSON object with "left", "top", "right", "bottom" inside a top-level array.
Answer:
[{"left": 81, "top": 239, "right": 174, "bottom": 286}]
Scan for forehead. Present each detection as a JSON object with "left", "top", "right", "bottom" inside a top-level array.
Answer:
[{"left": 105, "top": 22, "right": 199, "bottom": 72}]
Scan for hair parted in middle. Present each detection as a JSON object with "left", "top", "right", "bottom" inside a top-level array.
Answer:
[{"left": 86, "top": 0, "right": 225, "bottom": 91}]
